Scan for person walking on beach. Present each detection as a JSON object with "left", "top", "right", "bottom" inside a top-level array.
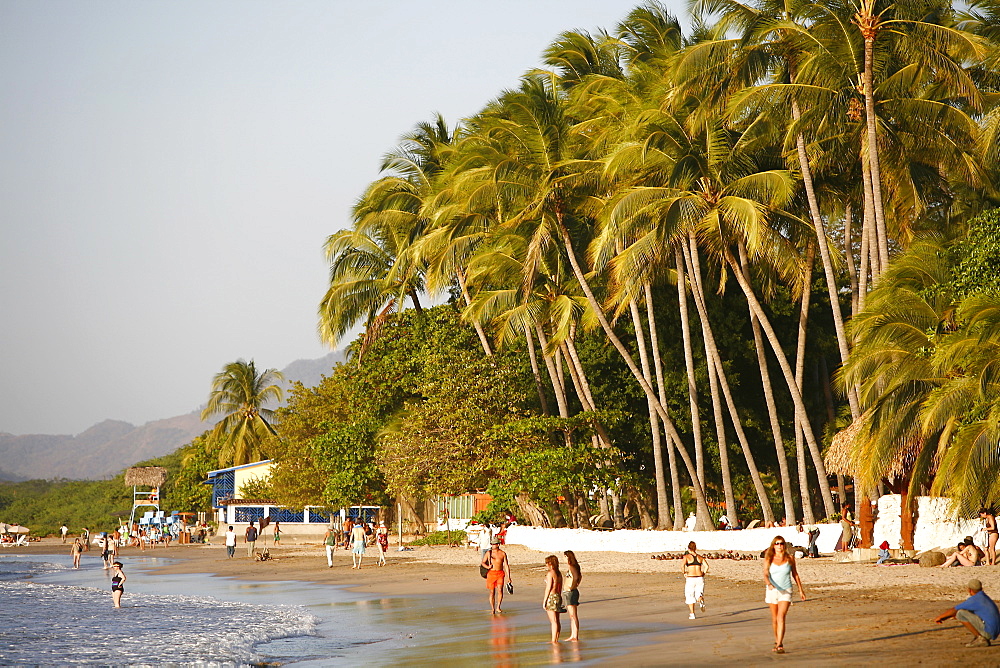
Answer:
[
  {"left": 763, "top": 535, "right": 806, "bottom": 654},
  {"left": 376, "top": 522, "right": 388, "bottom": 566},
  {"left": 224, "top": 526, "right": 236, "bottom": 558},
  {"left": 979, "top": 508, "right": 998, "bottom": 566},
  {"left": 934, "top": 579, "right": 1000, "bottom": 647},
  {"left": 343, "top": 518, "right": 354, "bottom": 549},
  {"left": 101, "top": 534, "right": 113, "bottom": 570},
  {"left": 563, "top": 550, "right": 582, "bottom": 641},
  {"left": 350, "top": 522, "right": 366, "bottom": 569},
  {"left": 71, "top": 538, "right": 83, "bottom": 569},
  {"left": 542, "top": 555, "right": 563, "bottom": 643},
  {"left": 110, "top": 561, "right": 127, "bottom": 608},
  {"left": 325, "top": 526, "right": 337, "bottom": 567},
  {"left": 482, "top": 537, "right": 512, "bottom": 614},
  {"left": 273, "top": 521, "right": 281, "bottom": 546},
  {"left": 82, "top": 527, "right": 90, "bottom": 551},
  {"left": 60, "top": 524, "right": 68, "bottom": 543},
  {"left": 477, "top": 523, "right": 493, "bottom": 559},
  {"left": 245, "top": 522, "right": 258, "bottom": 558},
  {"left": 682, "top": 541, "right": 709, "bottom": 620}
]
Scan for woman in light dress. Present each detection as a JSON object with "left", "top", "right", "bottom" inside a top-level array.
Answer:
[
  {"left": 562, "top": 550, "right": 582, "bottom": 641},
  {"left": 763, "top": 535, "right": 806, "bottom": 654},
  {"left": 376, "top": 522, "right": 388, "bottom": 566},
  {"left": 542, "top": 555, "right": 563, "bottom": 643}
]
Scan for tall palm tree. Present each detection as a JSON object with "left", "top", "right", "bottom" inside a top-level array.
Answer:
[{"left": 201, "top": 359, "right": 284, "bottom": 466}]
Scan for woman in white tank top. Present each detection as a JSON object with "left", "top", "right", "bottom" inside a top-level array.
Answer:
[{"left": 762, "top": 535, "right": 806, "bottom": 654}]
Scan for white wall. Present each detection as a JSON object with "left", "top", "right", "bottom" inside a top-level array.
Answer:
[
  {"left": 504, "top": 523, "right": 842, "bottom": 554},
  {"left": 838, "top": 494, "right": 981, "bottom": 552}
]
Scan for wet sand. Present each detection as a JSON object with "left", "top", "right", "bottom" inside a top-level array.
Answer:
[{"left": 17, "top": 538, "right": 1000, "bottom": 665}]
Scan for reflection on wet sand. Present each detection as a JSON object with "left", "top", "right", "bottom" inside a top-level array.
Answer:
[{"left": 367, "top": 591, "right": 668, "bottom": 666}]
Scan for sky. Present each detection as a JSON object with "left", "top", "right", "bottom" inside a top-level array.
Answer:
[{"left": 0, "top": 0, "right": 688, "bottom": 436}]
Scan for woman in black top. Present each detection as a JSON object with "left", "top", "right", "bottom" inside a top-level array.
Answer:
[{"left": 110, "top": 561, "right": 127, "bottom": 608}]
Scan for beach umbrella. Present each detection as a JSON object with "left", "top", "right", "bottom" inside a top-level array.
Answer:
[{"left": 2, "top": 524, "right": 29, "bottom": 533}]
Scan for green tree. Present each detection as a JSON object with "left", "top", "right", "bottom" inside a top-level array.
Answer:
[{"left": 201, "top": 359, "right": 284, "bottom": 466}]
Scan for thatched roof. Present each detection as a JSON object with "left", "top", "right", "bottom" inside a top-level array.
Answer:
[
  {"left": 825, "top": 420, "right": 863, "bottom": 475},
  {"left": 825, "top": 420, "right": 924, "bottom": 480},
  {"left": 125, "top": 466, "right": 167, "bottom": 487}
]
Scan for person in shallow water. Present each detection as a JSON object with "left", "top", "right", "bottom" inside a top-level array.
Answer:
[{"left": 110, "top": 561, "right": 127, "bottom": 608}]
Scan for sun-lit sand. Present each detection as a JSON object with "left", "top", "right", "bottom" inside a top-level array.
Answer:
[{"left": 17, "top": 538, "right": 1000, "bottom": 665}]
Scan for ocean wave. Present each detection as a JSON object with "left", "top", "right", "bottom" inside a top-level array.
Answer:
[{"left": 0, "top": 579, "right": 318, "bottom": 666}]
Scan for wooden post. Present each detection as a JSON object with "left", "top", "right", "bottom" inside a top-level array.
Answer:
[
  {"left": 900, "top": 490, "right": 915, "bottom": 550},
  {"left": 859, "top": 485, "right": 875, "bottom": 548}
]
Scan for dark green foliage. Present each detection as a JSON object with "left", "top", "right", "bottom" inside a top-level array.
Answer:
[{"left": 410, "top": 530, "right": 467, "bottom": 546}]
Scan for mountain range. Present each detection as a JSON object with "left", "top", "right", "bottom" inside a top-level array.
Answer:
[{"left": 0, "top": 350, "right": 345, "bottom": 481}]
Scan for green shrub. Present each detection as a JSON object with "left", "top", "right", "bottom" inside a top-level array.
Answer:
[{"left": 410, "top": 530, "right": 466, "bottom": 546}]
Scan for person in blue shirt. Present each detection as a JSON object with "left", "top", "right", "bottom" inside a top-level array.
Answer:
[{"left": 933, "top": 579, "right": 1000, "bottom": 647}]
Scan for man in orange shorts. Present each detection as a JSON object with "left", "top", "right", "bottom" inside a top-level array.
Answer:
[{"left": 481, "top": 537, "right": 512, "bottom": 614}]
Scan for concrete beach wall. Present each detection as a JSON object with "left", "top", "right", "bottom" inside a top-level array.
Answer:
[{"left": 505, "top": 523, "right": 843, "bottom": 554}]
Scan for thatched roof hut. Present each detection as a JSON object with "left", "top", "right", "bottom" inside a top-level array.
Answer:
[
  {"left": 125, "top": 466, "right": 167, "bottom": 487},
  {"left": 825, "top": 420, "right": 925, "bottom": 481}
]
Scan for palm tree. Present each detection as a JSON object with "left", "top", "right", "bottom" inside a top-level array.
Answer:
[{"left": 201, "top": 359, "right": 284, "bottom": 466}]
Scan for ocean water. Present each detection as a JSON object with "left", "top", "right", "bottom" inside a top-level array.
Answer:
[{"left": 0, "top": 552, "right": 673, "bottom": 666}]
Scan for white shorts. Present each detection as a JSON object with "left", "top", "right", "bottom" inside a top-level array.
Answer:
[
  {"left": 685, "top": 576, "right": 705, "bottom": 604},
  {"left": 765, "top": 587, "right": 792, "bottom": 604}
]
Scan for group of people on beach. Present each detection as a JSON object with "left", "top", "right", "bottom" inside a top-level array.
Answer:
[
  {"left": 322, "top": 519, "right": 389, "bottom": 568},
  {"left": 478, "top": 536, "right": 582, "bottom": 643}
]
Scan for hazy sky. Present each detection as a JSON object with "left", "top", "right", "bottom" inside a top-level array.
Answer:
[{"left": 0, "top": 1, "right": 687, "bottom": 435}]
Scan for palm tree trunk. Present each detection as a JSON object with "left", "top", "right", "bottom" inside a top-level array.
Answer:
[
  {"left": 628, "top": 297, "right": 670, "bottom": 529},
  {"left": 562, "top": 337, "right": 615, "bottom": 451},
  {"left": 554, "top": 218, "right": 714, "bottom": 528},
  {"left": 675, "top": 246, "right": 706, "bottom": 486},
  {"left": 862, "top": 34, "right": 890, "bottom": 270},
  {"left": 844, "top": 204, "right": 859, "bottom": 316},
  {"left": 408, "top": 289, "right": 424, "bottom": 316},
  {"left": 535, "top": 325, "right": 570, "bottom": 423},
  {"left": 721, "top": 248, "right": 837, "bottom": 518},
  {"left": 523, "top": 322, "right": 550, "bottom": 416},
  {"left": 794, "top": 242, "right": 816, "bottom": 524},
  {"left": 738, "top": 242, "right": 795, "bottom": 524},
  {"left": 645, "top": 282, "right": 684, "bottom": 529},
  {"left": 686, "top": 238, "right": 773, "bottom": 524},
  {"left": 860, "top": 149, "right": 880, "bottom": 289},
  {"left": 456, "top": 267, "right": 493, "bottom": 357},
  {"left": 791, "top": 114, "right": 860, "bottom": 420}
]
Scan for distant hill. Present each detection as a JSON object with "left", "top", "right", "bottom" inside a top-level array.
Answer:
[{"left": 0, "top": 350, "right": 346, "bottom": 481}]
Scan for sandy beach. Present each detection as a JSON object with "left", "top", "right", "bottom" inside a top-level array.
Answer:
[{"left": 14, "top": 538, "right": 1000, "bottom": 665}]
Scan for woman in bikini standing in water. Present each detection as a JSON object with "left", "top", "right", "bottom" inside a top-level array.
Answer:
[
  {"left": 542, "top": 555, "right": 563, "bottom": 643},
  {"left": 110, "top": 561, "right": 127, "bottom": 608},
  {"left": 682, "top": 541, "right": 709, "bottom": 619},
  {"left": 563, "top": 550, "right": 582, "bottom": 640},
  {"left": 763, "top": 535, "right": 805, "bottom": 654}
]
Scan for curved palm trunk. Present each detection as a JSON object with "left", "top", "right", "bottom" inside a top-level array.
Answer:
[
  {"left": 791, "top": 110, "right": 860, "bottom": 420},
  {"left": 408, "top": 289, "right": 424, "bottom": 316},
  {"left": 456, "top": 267, "right": 493, "bottom": 357},
  {"left": 686, "top": 239, "right": 773, "bottom": 523},
  {"left": 646, "top": 282, "right": 684, "bottom": 530},
  {"left": 794, "top": 242, "right": 817, "bottom": 524},
  {"left": 738, "top": 243, "right": 795, "bottom": 524},
  {"left": 722, "top": 248, "right": 837, "bottom": 518},
  {"left": 675, "top": 246, "right": 705, "bottom": 486},
  {"left": 523, "top": 322, "right": 550, "bottom": 416},
  {"left": 628, "top": 297, "right": 670, "bottom": 528},
  {"left": 554, "top": 218, "right": 714, "bottom": 528},
  {"left": 535, "top": 325, "right": 570, "bottom": 422}
]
